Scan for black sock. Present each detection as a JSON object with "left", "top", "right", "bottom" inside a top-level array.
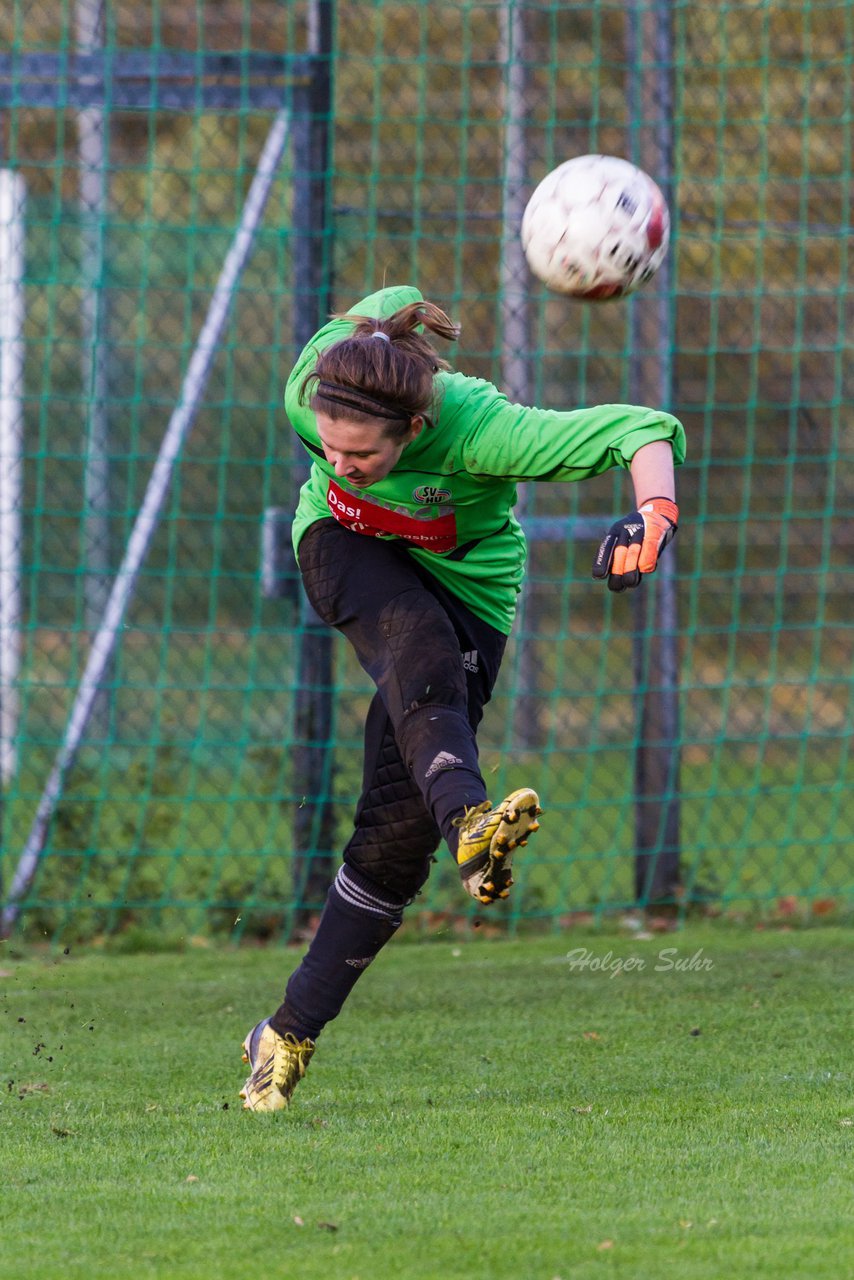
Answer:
[
  {"left": 396, "top": 704, "right": 488, "bottom": 852},
  {"left": 422, "top": 765, "right": 486, "bottom": 857},
  {"left": 269, "top": 865, "right": 405, "bottom": 1042}
]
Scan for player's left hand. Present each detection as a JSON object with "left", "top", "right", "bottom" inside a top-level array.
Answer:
[{"left": 592, "top": 497, "right": 678, "bottom": 592}]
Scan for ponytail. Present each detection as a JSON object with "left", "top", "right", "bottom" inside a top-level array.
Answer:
[
  {"left": 341, "top": 301, "right": 461, "bottom": 360},
  {"left": 299, "top": 300, "right": 460, "bottom": 440}
]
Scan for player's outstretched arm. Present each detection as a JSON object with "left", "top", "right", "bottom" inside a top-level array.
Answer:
[{"left": 592, "top": 440, "right": 678, "bottom": 593}]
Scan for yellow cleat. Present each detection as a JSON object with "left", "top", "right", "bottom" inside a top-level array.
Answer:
[
  {"left": 454, "top": 787, "right": 542, "bottom": 904},
  {"left": 239, "top": 1019, "right": 315, "bottom": 1112}
]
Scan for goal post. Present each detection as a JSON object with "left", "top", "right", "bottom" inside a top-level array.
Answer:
[
  {"left": 0, "top": 169, "right": 26, "bottom": 789},
  {"left": 0, "top": 112, "right": 292, "bottom": 937}
]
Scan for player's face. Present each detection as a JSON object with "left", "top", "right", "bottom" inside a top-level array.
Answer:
[{"left": 315, "top": 414, "right": 423, "bottom": 488}]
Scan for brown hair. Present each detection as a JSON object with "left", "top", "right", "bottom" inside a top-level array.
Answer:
[{"left": 299, "top": 300, "right": 461, "bottom": 442}]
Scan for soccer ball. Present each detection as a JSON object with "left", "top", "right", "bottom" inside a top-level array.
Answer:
[{"left": 521, "top": 154, "right": 670, "bottom": 300}]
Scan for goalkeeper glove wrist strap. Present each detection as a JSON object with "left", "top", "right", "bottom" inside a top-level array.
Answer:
[{"left": 638, "top": 496, "right": 679, "bottom": 527}]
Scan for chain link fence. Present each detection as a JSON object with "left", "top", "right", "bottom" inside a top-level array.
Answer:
[{"left": 0, "top": 0, "right": 851, "bottom": 940}]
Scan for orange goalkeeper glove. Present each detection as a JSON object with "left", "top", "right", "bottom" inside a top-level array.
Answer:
[{"left": 592, "top": 497, "right": 678, "bottom": 593}]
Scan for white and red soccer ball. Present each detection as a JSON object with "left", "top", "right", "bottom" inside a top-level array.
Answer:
[{"left": 521, "top": 154, "right": 670, "bottom": 301}]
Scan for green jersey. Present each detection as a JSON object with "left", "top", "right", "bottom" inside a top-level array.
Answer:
[{"left": 286, "top": 285, "right": 686, "bottom": 634}]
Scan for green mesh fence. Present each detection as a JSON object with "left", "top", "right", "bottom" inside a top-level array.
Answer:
[{"left": 0, "top": 0, "right": 851, "bottom": 942}]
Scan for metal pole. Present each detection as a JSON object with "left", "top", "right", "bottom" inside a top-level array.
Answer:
[
  {"left": 75, "top": 0, "right": 112, "bottom": 725},
  {"left": 0, "top": 170, "right": 25, "bottom": 789},
  {"left": 500, "top": 1, "right": 543, "bottom": 751},
  {"left": 627, "top": 0, "right": 681, "bottom": 906},
  {"left": 500, "top": 1, "right": 532, "bottom": 407},
  {"left": 288, "top": 0, "right": 336, "bottom": 935},
  {"left": 0, "top": 107, "right": 10, "bottom": 893},
  {"left": 1, "top": 111, "right": 292, "bottom": 937}
]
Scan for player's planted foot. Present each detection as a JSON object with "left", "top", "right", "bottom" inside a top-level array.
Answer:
[
  {"left": 454, "top": 787, "right": 541, "bottom": 904},
  {"left": 239, "top": 1018, "right": 315, "bottom": 1112}
]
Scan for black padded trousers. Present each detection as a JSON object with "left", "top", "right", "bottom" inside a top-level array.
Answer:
[{"left": 297, "top": 518, "right": 508, "bottom": 900}]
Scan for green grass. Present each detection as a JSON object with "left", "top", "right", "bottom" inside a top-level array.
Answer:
[{"left": 2, "top": 925, "right": 852, "bottom": 1279}]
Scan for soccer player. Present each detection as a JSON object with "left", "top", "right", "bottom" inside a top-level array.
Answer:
[{"left": 240, "top": 284, "right": 685, "bottom": 1111}]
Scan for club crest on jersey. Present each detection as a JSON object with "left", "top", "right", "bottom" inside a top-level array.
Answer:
[{"left": 413, "top": 484, "right": 452, "bottom": 505}]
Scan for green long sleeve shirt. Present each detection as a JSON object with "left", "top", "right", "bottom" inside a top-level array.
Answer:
[{"left": 285, "top": 284, "right": 686, "bottom": 633}]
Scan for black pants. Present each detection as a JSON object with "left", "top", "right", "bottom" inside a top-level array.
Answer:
[{"left": 297, "top": 519, "right": 507, "bottom": 901}]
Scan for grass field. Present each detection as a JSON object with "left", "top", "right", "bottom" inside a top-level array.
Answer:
[{"left": 2, "top": 924, "right": 852, "bottom": 1279}]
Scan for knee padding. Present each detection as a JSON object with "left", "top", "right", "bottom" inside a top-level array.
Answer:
[
  {"left": 344, "top": 775, "right": 440, "bottom": 899},
  {"left": 344, "top": 842, "right": 435, "bottom": 902},
  {"left": 377, "top": 589, "right": 467, "bottom": 712}
]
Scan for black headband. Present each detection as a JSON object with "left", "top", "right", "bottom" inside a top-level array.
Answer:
[{"left": 316, "top": 380, "right": 411, "bottom": 422}]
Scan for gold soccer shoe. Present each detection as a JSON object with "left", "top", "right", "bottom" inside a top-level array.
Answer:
[
  {"left": 239, "top": 1019, "right": 315, "bottom": 1112},
  {"left": 455, "top": 787, "right": 541, "bottom": 904}
]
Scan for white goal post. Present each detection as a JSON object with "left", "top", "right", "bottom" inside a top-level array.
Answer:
[
  {"left": 0, "top": 169, "right": 26, "bottom": 787},
  {"left": 1, "top": 111, "right": 291, "bottom": 937}
]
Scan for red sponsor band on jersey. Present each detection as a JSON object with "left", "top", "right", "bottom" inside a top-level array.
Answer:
[{"left": 326, "top": 478, "right": 458, "bottom": 553}]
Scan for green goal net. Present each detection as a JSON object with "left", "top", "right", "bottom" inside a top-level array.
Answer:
[{"left": 0, "top": 0, "right": 851, "bottom": 941}]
